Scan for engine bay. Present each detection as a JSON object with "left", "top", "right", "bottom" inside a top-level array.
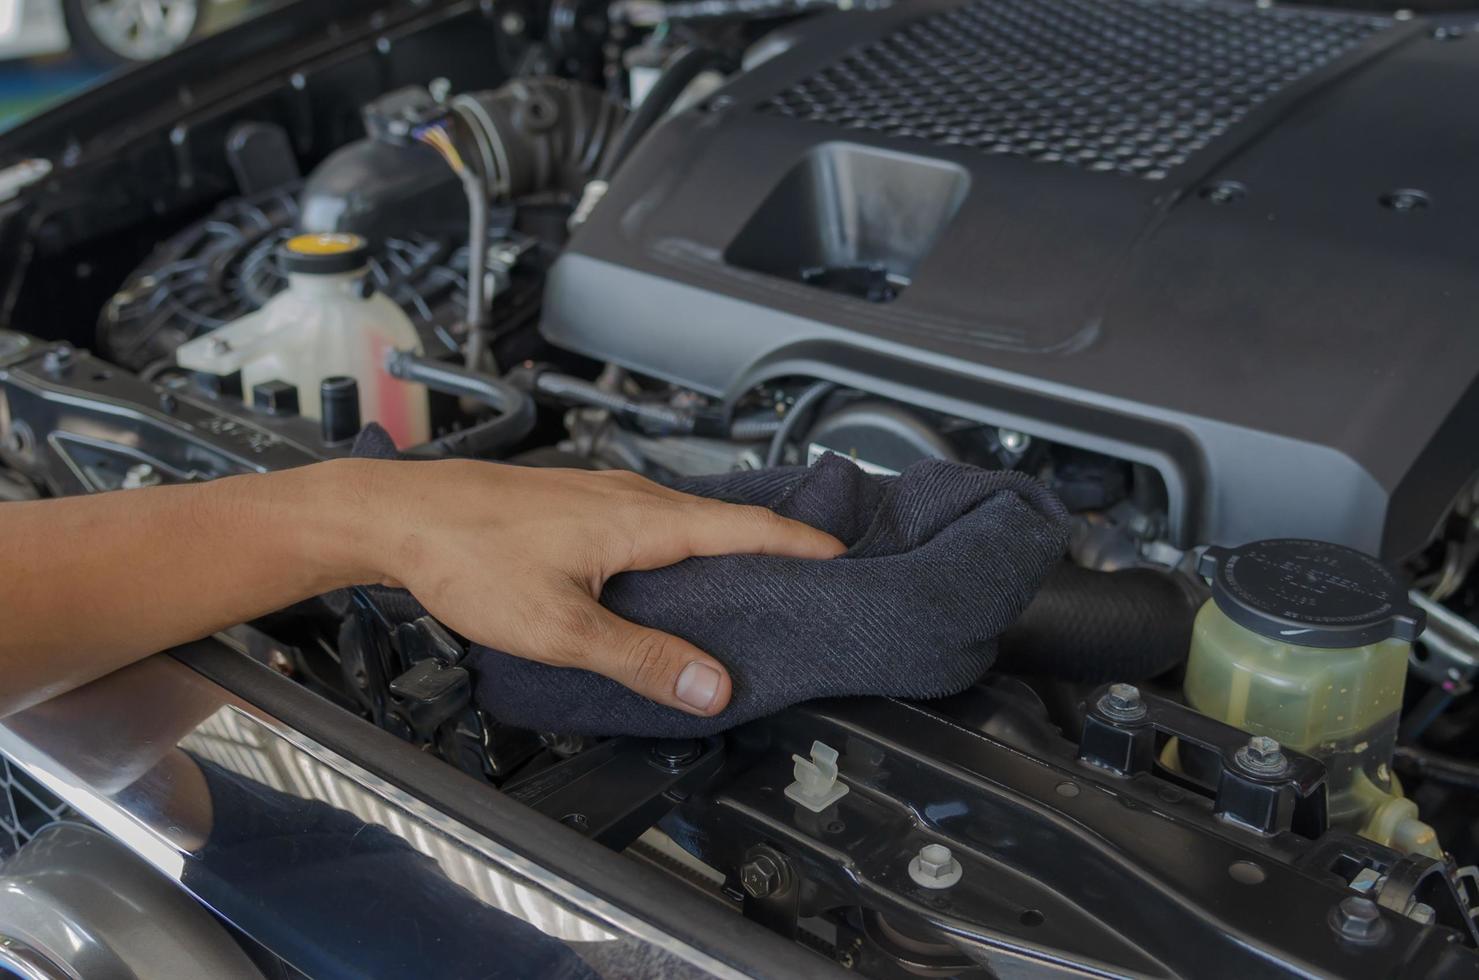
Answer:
[{"left": 2, "top": 0, "right": 1479, "bottom": 975}]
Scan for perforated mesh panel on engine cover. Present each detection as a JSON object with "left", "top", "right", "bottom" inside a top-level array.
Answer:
[{"left": 763, "top": 0, "right": 1389, "bottom": 179}]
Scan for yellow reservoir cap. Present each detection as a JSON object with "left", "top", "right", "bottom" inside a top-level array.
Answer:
[
  {"left": 286, "top": 233, "right": 366, "bottom": 255},
  {"left": 280, "top": 233, "right": 370, "bottom": 274}
]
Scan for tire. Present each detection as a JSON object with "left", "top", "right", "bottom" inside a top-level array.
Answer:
[{"left": 62, "top": 0, "right": 201, "bottom": 67}]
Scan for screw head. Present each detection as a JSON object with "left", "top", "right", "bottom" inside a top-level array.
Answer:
[
  {"left": 998, "top": 428, "right": 1031, "bottom": 454},
  {"left": 1236, "top": 735, "right": 1289, "bottom": 776},
  {"left": 1097, "top": 683, "right": 1147, "bottom": 721},
  {"left": 1330, "top": 896, "right": 1389, "bottom": 944},
  {"left": 740, "top": 853, "right": 784, "bottom": 899}
]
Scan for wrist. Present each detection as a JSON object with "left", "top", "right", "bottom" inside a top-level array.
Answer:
[{"left": 281, "top": 458, "right": 398, "bottom": 592}]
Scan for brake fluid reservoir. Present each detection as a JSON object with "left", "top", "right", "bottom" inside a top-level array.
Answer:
[
  {"left": 1184, "top": 539, "right": 1439, "bottom": 856},
  {"left": 176, "top": 233, "right": 429, "bottom": 447}
]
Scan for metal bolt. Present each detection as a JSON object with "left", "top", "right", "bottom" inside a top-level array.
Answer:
[
  {"left": 1097, "top": 683, "right": 1147, "bottom": 722},
  {"left": 41, "top": 346, "right": 73, "bottom": 374},
  {"left": 998, "top": 428, "right": 1030, "bottom": 454},
  {"left": 1408, "top": 902, "right": 1436, "bottom": 926},
  {"left": 649, "top": 738, "right": 701, "bottom": 771},
  {"left": 121, "top": 464, "right": 163, "bottom": 490},
  {"left": 1236, "top": 735, "right": 1289, "bottom": 776},
  {"left": 500, "top": 10, "right": 526, "bottom": 34},
  {"left": 740, "top": 852, "right": 785, "bottom": 899},
  {"left": 908, "top": 843, "right": 963, "bottom": 889},
  {"left": 1330, "top": 896, "right": 1389, "bottom": 944}
]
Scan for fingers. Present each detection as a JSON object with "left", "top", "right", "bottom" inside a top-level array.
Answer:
[
  {"left": 543, "top": 593, "right": 732, "bottom": 716},
  {"left": 627, "top": 498, "right": 846, "bottom": 571}
]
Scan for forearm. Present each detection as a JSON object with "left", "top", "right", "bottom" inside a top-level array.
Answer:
[{"left": 0, "top": 460, "right": 380, "bottom": 717}]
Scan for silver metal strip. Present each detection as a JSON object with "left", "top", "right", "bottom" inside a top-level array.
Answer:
[{"left": 0, "top": 654, "right": 744, "bottom": 979}]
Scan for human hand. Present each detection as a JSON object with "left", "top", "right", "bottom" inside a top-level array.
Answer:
[{"left": 331, "top": 460, "right": 844, "bottom": 717}]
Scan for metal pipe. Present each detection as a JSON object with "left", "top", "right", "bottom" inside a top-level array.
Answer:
[
  {"left": 456, "top": 167, "right": 491, "bottom": 372},
  {"left": 386, "top": 351, "right": 535, "bottom": 458}
]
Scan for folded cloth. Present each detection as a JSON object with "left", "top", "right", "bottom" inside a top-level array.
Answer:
[{"left": 351, "top": 424, "right": 1070, "bottom": 738}]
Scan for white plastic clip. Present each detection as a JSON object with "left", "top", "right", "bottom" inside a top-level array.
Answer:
[{"left": 784, "top": 740, "right": 850, "bottom": 812}]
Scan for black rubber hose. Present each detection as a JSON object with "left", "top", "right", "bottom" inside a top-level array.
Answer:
[
  {"left": 386, "top": 351, "right": 536, "bottom": 458},
  {"left": 597, "top": 46, "right": 728, "bottom": 181},
  {"left": 995, "top": 563, "right": 1208, "bottom": 682},
  {"left": 1393, "top": 746, "right": 1479, "bottom": 793},
  {"left": 765, "top": 381, "right": 837, "bottom": 467}
]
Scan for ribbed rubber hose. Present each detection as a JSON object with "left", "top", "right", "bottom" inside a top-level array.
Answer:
[{"left": 995, "top": 563, "right": 1208, "bottom": 682}]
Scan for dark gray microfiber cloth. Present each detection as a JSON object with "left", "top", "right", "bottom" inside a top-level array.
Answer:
[{"left": 348, "top": 423, "right": 1070, "bottom": 738}]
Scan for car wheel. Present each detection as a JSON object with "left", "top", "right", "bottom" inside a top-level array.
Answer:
[{"left": 62, "top": 0, "right": 201, "bottom": 67}]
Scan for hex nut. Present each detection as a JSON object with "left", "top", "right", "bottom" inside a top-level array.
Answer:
[
  {"left": 1329, "top": 896, "right": 1389, "bottom": 945},
  {"left": 908, "top": 843, "right": 963, "bottom": 889},
  {"left": 1236, "top": 735, "right": 1289, "bottom": 776},
  {"left": 1097, "top": 683, "right": 1147, "bottom": 721},
  {"left": 740, "top": 851, "right": 788, "bottom": 900}
]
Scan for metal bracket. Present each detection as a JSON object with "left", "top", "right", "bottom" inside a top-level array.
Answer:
[{"left": 1078, "top": 684, "right": 1329, "bottom": 838}]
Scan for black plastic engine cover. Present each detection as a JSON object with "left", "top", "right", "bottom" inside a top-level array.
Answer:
[{"left": 543, "top": 0, "right": 1479, "bottom": 557}]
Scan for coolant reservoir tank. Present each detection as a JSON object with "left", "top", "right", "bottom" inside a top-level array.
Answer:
[
  {"left": 1184, "top": 539, "right": 1438, "bottom": 855},
  {"left": 176, "top": 233, "right": 429, "bottom": 447}
]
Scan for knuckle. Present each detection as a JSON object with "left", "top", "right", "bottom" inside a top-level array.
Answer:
[
  {"left": 622, "top": 631, "right": 676, "bottom": 689},
  {"left": 739, "top": 504, "right": 784, "bottom": 534}
]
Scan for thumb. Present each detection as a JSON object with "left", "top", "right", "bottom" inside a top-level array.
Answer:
[{"left": 557, "top": 594, "right": 733, "bottom": 716}]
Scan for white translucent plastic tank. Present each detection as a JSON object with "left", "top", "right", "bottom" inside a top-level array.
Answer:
[{"left": 176, "top": 233, "right": 429, "bottom": 447}]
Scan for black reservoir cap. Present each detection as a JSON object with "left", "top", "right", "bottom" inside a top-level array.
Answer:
[{"left": 1198, "top": 539, "right": 1424, "bottom": 649}]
